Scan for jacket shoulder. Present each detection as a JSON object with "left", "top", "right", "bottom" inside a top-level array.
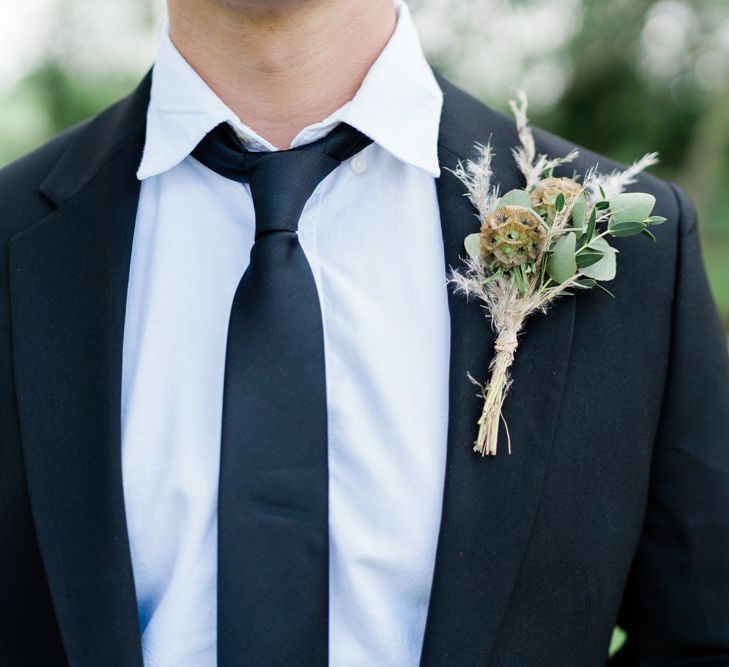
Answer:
[
  {"left": 532, "top": 123, "right": 680, "bottom": 220},
  {"left": 0, "top": 74, "right": 150, "bottom": 243},
  {"left": 530, "top": 123, "right": 685, "bottom": 280},
  {"left": 441, "top": 74, "right": 684, "bottom": 245},
  {"left": 0, "top": 119, "right": 90, "bottom": 194},
  {"left": 0, "top": 120, "right": 90, "bottom": 240}
]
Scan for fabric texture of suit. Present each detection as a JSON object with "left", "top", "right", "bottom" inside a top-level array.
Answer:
[{"left": 1, "top": 70, "right": 728, "bottom": 666}]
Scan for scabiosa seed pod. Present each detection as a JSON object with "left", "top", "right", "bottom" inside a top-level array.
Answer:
[
  {"left": 530, "top": 176, "right": 582, "bottom": 221},
  {"left": 479, "top": 205, "right": 546, "bottom": 268}
]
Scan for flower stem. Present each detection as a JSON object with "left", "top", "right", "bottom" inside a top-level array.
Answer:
[{"left": 473, "top": 350, "right": 513, "bottom": 456}]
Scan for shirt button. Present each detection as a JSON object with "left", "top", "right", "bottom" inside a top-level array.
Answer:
[{"left": 350, "top": 153, "right": 367, "bottom": 174}]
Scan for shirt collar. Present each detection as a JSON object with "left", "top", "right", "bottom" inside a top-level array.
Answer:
[{"left": 136, "top": 0, "right": 442, "bottom": 180}]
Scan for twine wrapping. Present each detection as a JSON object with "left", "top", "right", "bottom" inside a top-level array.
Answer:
[{"left": 472, "top": 306, "right": 526, "bottom": 456}]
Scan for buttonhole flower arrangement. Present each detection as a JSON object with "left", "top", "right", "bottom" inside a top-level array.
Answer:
[{"left": 449, "top": 91, "right": 665, "bottom": 456}]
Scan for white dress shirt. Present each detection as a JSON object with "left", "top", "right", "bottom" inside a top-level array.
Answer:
[{"left": 122, "top": 2, "right": 450, "bottom": 665}]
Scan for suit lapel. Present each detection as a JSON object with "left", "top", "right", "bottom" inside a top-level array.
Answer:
[
  {"left": 8, "top": 74, "right": 151, "bottom": 666},
  {"left": 420, "top": 76, "right": 577, "bottom": 665}
]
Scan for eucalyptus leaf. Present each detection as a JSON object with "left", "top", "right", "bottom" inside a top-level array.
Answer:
[
  {"left": 646, "top": 215, "right": 667, "bottom": 225},
  {"left": 555, "top": 192, "right": 566, "bottom": 213},
  {"left": 582, "top": 206, "right": 597, "bottom": 245},
  {"left": 609, "top": 192, "right": 656, "bottom": 224},
  {"left": 587, "top": 235, "right": 618, "bottom": 254},
  {"left": 576, "top": 251, "right": 604, "bottom": 269},
  {"left": 571, "top": 193, "right": 587, "bottom": 227},
  {"left": 581, "top": 247, "right": 617, "bottom": 281},
  {"left": 494, "top": 189, "right": 532, "bottom": 210},
  {"left": 641, "top": 228, "right": 657, "bottom": 242},
  {"left": 547, "top": 232, "right": 577, "bottom": 284},
  {"left": 464, "top": 233, "right": 482, "bottom": 263},
  {"left": 576, "top": 278, "right": 597, "bottom": 288},
  {"left": 609, "top": 221, "right": 646, "bottom": 237}
]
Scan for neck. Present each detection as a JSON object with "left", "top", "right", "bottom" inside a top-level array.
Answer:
[{"left": 167, "top": 0, "right": 397, "bottom": 148}]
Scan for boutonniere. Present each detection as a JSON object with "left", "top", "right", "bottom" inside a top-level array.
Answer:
[{"left": 449, "top": 92, "right": 664, "bottom": 456}]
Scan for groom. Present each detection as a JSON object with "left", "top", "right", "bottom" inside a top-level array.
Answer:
[{"left": 1, "top": 0, "right": 728, "bottom": 665}]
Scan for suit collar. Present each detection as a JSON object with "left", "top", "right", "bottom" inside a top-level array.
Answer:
[
  {"left": 420, "top": 72, "right": 576, "bottom": 665},
  {"left": 138, "top": 1, "right": 442, "bottom": 179}
]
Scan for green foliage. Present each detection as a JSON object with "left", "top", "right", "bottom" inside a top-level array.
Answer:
[
  {"left": 700, "top": 233, "right": 729, "bottom": 330},
  {"left": 571, "top": 193, "right": 587, "bottom": 227},
  {"left": 582, "top": 207, "right": 597, "bottom": 246},
  {"left": 610, "top": 626, "right": 627, "bottom": 657},
  {"left": 547, "top": 232, "right": 577, "bottom": 283},
  {"left": 494, "top": 189, "right": 533, "bottom": 209},
  {"left": 609, "top": 193, "right": 656, "bottom": 225},
  {"left": 581, "top": 236, "right": 617, "bottom": 281},
  {"left": 464, "top": 232, "right": 483, "bottom": 262},
  {"left": 0, "top": 62, "right": 138, "bottom": 166}
]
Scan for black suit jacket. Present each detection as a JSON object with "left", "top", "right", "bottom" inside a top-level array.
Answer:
[{"left": 1, "top": 71, "right": 728, "bottom": 667}]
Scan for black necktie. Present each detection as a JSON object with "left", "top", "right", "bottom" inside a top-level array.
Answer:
[{"left": 192, "top": 122, "right": 373, "bottom": 666}]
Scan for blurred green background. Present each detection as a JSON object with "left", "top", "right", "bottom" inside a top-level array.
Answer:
[{"left": 1, "top": 0, "right": 728, "bottom": 330}]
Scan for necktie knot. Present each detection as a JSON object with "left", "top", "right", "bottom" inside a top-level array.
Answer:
[{"left": 192, "top": 122, "right": 373, "bottom": 237}]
